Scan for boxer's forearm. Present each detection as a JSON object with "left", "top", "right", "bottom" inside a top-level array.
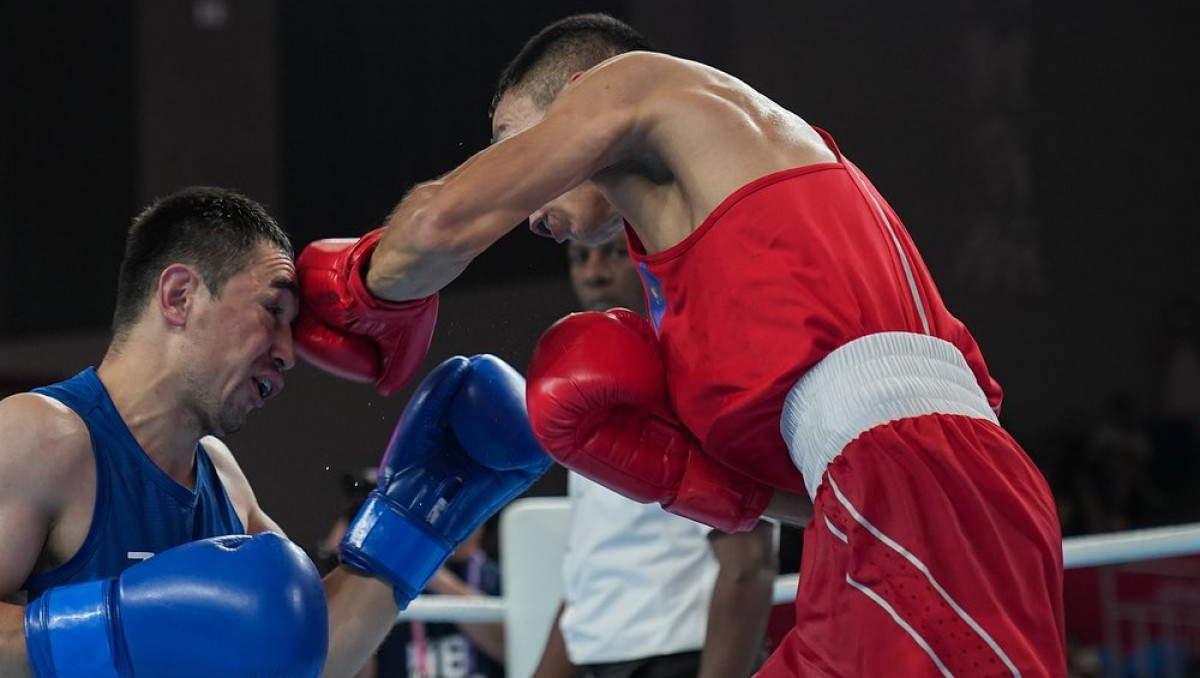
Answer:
[
  {"left": 0, "top": 602, "right": 33, "bottom": 678},
  {"left": 320, "top": 567, "right": 400, "bottom": 678},
  {"left": 369, "top": 181, "right": 473, "bottom": 302}
]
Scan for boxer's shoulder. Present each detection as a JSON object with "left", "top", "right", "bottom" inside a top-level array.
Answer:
[{"left": 0, "top": 392, "right": 92, "bottom": 482}]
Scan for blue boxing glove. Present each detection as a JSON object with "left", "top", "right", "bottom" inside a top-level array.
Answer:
[
  {"left": 25, "top": 533, "right": 328, "bottom": 678},
  {"left": 340, "top": 354, "right": 552, "bottom": 608}
]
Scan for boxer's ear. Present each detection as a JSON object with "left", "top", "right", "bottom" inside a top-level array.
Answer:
[{"left": 158, "top": 264, "right": 202, "bottom": 327}]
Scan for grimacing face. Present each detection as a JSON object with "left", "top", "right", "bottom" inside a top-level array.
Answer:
[
  {"left": 490, "top": 91, "right": 623, "bottom": 245},
  {"left": 181, "top": 241, "right": 298, "bottom": 437}
]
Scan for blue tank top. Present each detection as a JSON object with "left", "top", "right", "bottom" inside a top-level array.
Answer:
[{"left": 22, "top": 368, "right": 244, "bottom": 600}]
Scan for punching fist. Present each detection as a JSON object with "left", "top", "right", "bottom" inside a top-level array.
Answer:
[
  {"left": 340, "top": 355, "right": 552, "bottom": 608},
  {"left": 295, "top": 228, "right": 438, "bottom": 396},
  {"left": 527, "top": 309, "right": 770, "bottom": 533},
  {"left": 25, "top": 533, "right": 327, "bottom": 678}
]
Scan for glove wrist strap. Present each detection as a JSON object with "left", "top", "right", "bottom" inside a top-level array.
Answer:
[
  {"left": 25, "top": 579, "right": 123, "bottom": 678},
  {"left": 339, "top": 492, "right": 453, "bottom": 609}
]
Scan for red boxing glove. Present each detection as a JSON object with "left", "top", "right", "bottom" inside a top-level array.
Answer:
[
  {"left": 295, "top": 229, "right": 438, "bottom": 396},
  {"left": 527, "top": 309, "right": 770, "bottom": 532}
]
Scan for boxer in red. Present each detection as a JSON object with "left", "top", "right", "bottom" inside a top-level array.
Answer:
[{"left": 361, "top": 13, "right": 1065, "bottom": 677}]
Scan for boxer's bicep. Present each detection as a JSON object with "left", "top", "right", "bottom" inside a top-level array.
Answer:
[
  {"left": 0, "top": 471, "right": 49, "bottom": 602},
  {"left": 0, "top": 395, "right": 81, "bottom": 599}
]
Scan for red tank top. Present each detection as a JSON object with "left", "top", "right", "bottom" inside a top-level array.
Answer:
[{"left": 627, "top": 129, "right": 1002, "bottom": 494}]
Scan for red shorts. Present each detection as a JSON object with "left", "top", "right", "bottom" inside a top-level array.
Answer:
[{"left": 759, "top": 414, "right": 1065, "bottom": 677}]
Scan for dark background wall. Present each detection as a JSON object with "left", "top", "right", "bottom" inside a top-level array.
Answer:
[{"left": 1, "top": 0, "right": 1196, "bottom": 557}]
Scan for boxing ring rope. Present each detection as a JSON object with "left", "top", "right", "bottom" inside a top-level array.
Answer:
[
  {"left": 398, "top": 521, "right": 1200, "bottom": 624},
  {"left": 401, "top": 595, "right": 506, "bottom": 623}
]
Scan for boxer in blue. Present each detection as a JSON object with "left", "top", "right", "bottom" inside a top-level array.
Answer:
[{"left": 0, "top": 187, "right": 549, "bottom": 678}]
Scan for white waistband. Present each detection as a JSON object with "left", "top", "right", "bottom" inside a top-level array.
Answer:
[{"left": 781, "top": 332, "right": 998, "bottom": 499}]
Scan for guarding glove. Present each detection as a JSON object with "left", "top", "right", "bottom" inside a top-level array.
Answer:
[
  {"left": 25, "top": 533, "right": 327, "bottom": 678},
  {"left": 340, "top": 354, "right": 552, "bottom": 607},
  {"left": 527, "top": 309, "right": 770, "bottom": 532}
]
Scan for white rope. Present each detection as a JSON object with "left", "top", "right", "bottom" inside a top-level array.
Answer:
[
  {"left": 1062, "top": 522, "right": 1200, "bottom": 569},
  {"left": 770, "top": 522, "right": 1200, "bottom": 604},
  {"left": 398, "top": 522, "right": 1200, "bottom": 620},
  {"left": 399, "top": 595, "right": 506, "bottom": 623}
]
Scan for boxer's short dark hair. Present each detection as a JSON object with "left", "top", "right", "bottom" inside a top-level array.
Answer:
[
  {"left": 491, "top": 13, "right": 655, "bottom": 117},
  {"left": 112, "top": 186, "right": 292, "bottom": 339}
]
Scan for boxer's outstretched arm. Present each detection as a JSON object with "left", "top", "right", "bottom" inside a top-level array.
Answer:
[{"left": 366, "top": 55, "right": 662, "bottom": 301}]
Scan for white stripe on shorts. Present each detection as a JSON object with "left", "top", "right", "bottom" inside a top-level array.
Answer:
[
  {"left": 822, "top": 514, "right": 954, "bottom": 676},
  {"left": 826, "top": 476, "right": 1022, "bottom": 678}
]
